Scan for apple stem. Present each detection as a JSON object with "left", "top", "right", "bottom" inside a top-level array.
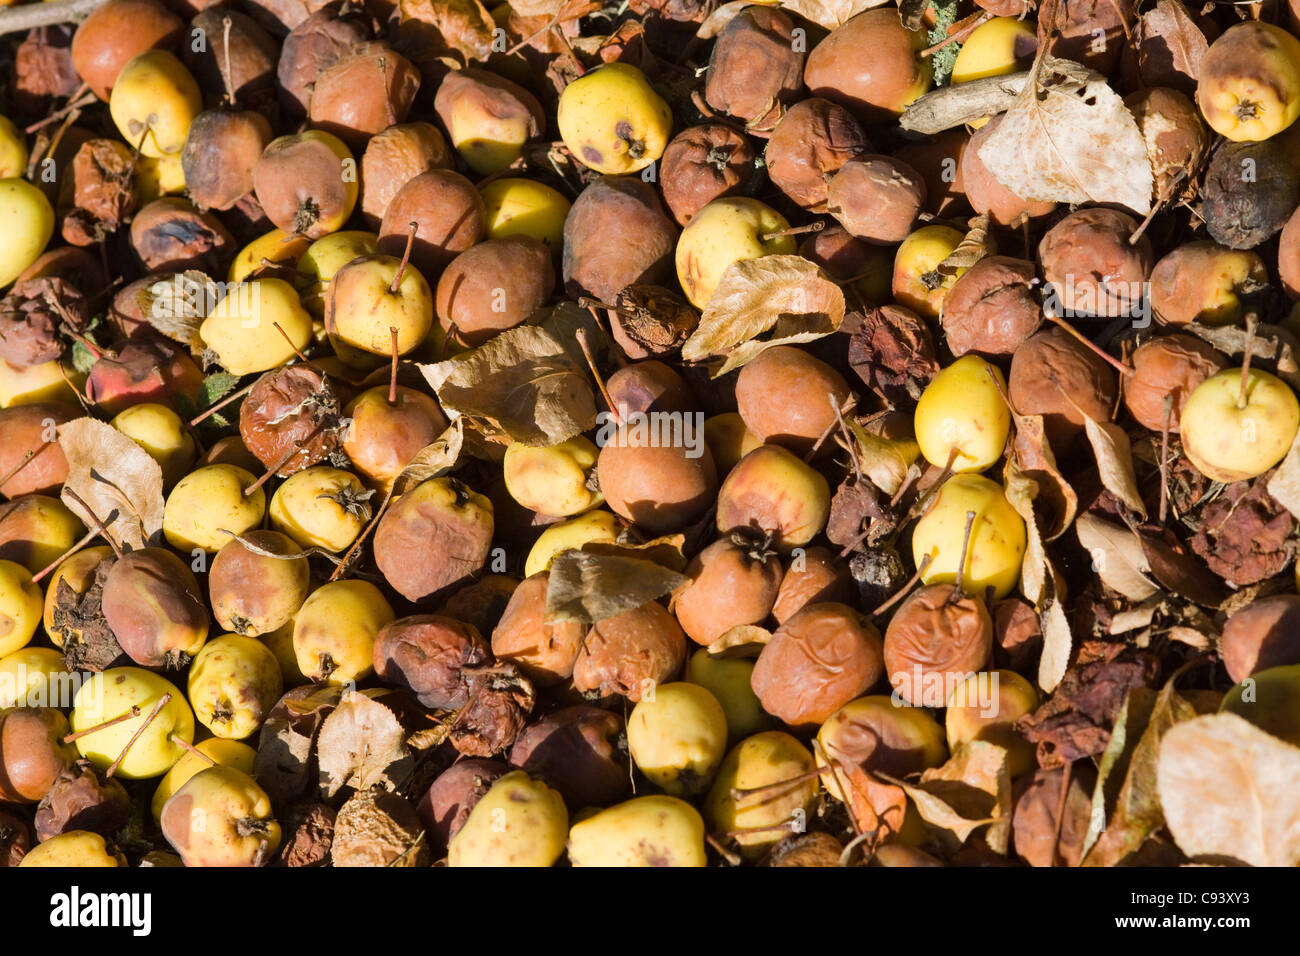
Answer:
[
  {"left": 921, "top": 9, "right": 991, "bottom": 57},
  {"left": 271, "top": 321, "right": 309, "bottom": 363},
  {"left": 66, "top": 329, "right": 105, "bottom": 360},
  {"left": 63, "top": 705, "right": 141, "bottom": 743},
  {"left": 31, "top": 526, "right": 100, "bottom": 584},
  {"left": 62, "top": 487, "right": 124, "bottom": 559},
  {"left": 390, "top": 220, "right": 419, "bottom": 295},
  {"left": 190, "top": 381, "right": 255, "bottom": 426},
  {"left": 870, "top": 552, "right": 933, "bottom": 620},
  {"left": 24, "top": 83, "right": 93, "bottom": 135},
  {"left": 328, "top": 495, "right": 390, "bottom": 582},
  {"left": 1158, "top": 395, "right": 1172, "bottom": 525},
  {"left": 1049, "top": 758, "right": 1074, "bottom": 867},
  {"left": 760, "top": 221, "right": 824, "bottom": 242},
  {"left": 703, "top": 832, "right": 743, "bottom": 867},
  {"left": 806, "top": 394, "right": 856, "bottom": 462},
  {"left": 243, "top": 420, "right": 327, "bottom": 497},
  {"left": 0, "top": 440, "right": 56, "bottom": 491},
  {"left": 106, "top": 693, "right": 171, "bottom": 778},
  {"left": 729, "top": 766, "right": 831, "bottom": 803},
  {"left": 1238, "top": 312, "right": 1258, "bottom": 410},
  {"left": 830, "top": 393, "right": 863, "bottom": 482},
  {"left": 388, "top": 326, "right": 400, "bottom": 406},
  {"left": 437, "top": 321, "right": 459, "bottom": 363},
  {"left": 811, "top": 738, "right": 864, "bottom": 837},
  {"left": 170, "top": 735, "right": 217, "bottom": 765},
  {"left": 950, "top": 510, "right": 977, "bottom": 602},
  {"left": 576, "top": 328, "right": 621, "bottom": 427},
  {"left": 219, "top": 15, "right": 236, "bottom": 109},
  {"left": 905, "top": 446, "right": 961, "bottom": 525},
  {"left": 1043, "top": 313, "right": 1133, "bottom": 377}
]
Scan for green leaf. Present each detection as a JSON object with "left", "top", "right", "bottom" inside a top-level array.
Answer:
[
  {"left": 199, "top": 371, "right": 240, "bottom": 408},
  {"left": 71, "top": 340, "right": 97, "bottom": 376}
]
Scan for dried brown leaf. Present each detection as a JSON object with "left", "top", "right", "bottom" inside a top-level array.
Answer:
[
  {"left": 1038, "top": 593, "right": 1072, "bottom": 694},
  {"left": 57, "top": 417, "right": 165, "bottom": 551},
  {"left": 681, "top": 256, "right": 845, "bottom": 376},
  {"left": 1083, "top": 418, "right": 1146, "bottom": 519},
  {"left": 1074, "top": 513, "right": 1159, "bottom": 602},
  {"left": 846, "top": 420, "right": 920, "bottom": 497},
  {"left": 1158, "top": 713, "right": 1300, "bottom": 867},
  {"left": 1011, "top": 414, "right": 1077, "bottom": 540},
  {"left": 889, "top": 741, "right": 1013, "bottom": 849},
  {"left": 977, "top": 55, "right": 1153, "bottom": 214},
  {"left": 420, "top": 326, "right": 596, "bottom": 446},
  {"left": 316, "top": 690, "right": 414, "bottom": 800},
  {"left": 545, "top": 550, "right": 689, "bottom": 624}
]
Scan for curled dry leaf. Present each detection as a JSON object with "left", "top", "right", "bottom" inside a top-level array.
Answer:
[
  {"left": 887, "top": 741, "right": 1013, "bottom": 852},
  {"left": 316, "top": 690, "right": 414, "bottom": 800},
  {"left": 681, "top": 256, "right": 846, "bottom": 377},
  {"left": 255, "top": 684, "right": 344, "bottom": 805},
  {"left": 1131, "top": 0, "right": 1209, "bottom": 97},
  {"left": 57, "top": 417, "right": 165, "bottom": 552},
  {"left": 421, "top": 326, "right": 596, "bottom": 446},
  {"left": 923, "top": 214, "right": 994, "bottom": 287},
  {"left": 706, "top": 624, "right": 772, "bottom": 659},
  {"left": 389, "top": 419, "right": 465, "bottom": 499},
  {"left": 1082, "top": 418, "right": 1146, "bottom": 519},
  {"left": 397, "top": 0, "right": 497, "bottom": 66},
  {"left": 330, "top": 790, "right": 429, "bottom": 868},
  {"left": 582, "top": 535, "right": 688, "bottom": 573},
  {"left": 771, "top": 0, "right": 891, "bottom": 31},
  {"left": 847, "top": 420, "right": 919, "bottom": 498},
  {"left": 1038, "top": 592, "right": 1071, "bottom": 695},
  {"left": 136, "top": 271, "right": 213, "bottom": 351},
  {"left": 1185, "top": 321, "right": 1300, "bottom": 392},
  {"left": 1003, "top": 458, "right": 1052, "bottom": 608},
  {"left": 1083, "top": 678, "right": 1193, "bottom": 866},
  {"left": 545, "top": 550, "right": 689, "bottom": 624},
  {"left": 1011, "top": 413, "right": 1077, "bottom": 541},
  {"left": 977, "top": 55, "right": 1154, "bottom": 215},
  {"left": 1157, "top": 713, "right": 1300, "bottom": 867},
  {"left": 1074, "top": 512, "right": 1159, "bottom": 603}
]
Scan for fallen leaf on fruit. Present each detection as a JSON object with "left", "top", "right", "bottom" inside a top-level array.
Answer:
[
  {"left": 134, "top": 271, "right": 212, "bottom": 350},
  {"left": 706, "top": 624, "right": 772, "bottom": 659},
  {"left": 1074, "top": 513, "right": 1159, "bottom": 602},
  {"left": 1132, "top": 0, "right": 1209, "bottom": 98},
  {"left": 1011, "top": 414, "right": 1077, "bottom": 540},
  {"left": 1083, "top": 418, "right": 1147, "bottom": 519},
  {"left": 390, "top": 419, "right": 465, "bottom": 498},
  {"left": 546, "top": 550, "right": 688, "bottom": 624},
  {"left": 846, "top": 420, "right": 919, "bottom": 497},
  {"left": 977, "top": 55, "right": 1154, "bottom": 214},
  {"left": 421, "top": 326, "right": 596, "bottom": 446},
  {"left": 1083, "top": 678, "right": 1193, "bottom": 866},
  {"left": 52, "top": 560, "right": 122, "bottom": 673},
  {"left": 1003, "top": 459, "right": 1051, "bottom": 608},
  {"left": 256, "top": 684, "right": 344, "bottom": 804},
  {"left": 922, "top": 214, "right": 994, "bottom": 287},
  {"left": 535, "top": 300, "right": 615, "bottom": 371},
  {"left": 696, "top": 0, "right": 748, "bottom": 37},
  {"left": 582, "top": 534, "right": 688, "bottom": 573},
  {"left": 681, "top": 256, "right": 845, "bottom": 377},
  {"left": 57, "top": 417, "right": 165, "bottom": 552},
  {"left": 331, "top": 790, "right": 428, "bottom": 868},
  {"left": 823, "top": 754, "right": 907, "bottom": 839},
  {"left": 397, "top": 0, "right": 497, "bottom": 66},
  {"left": 886, "top": 742, "right": 1013, "bottom": 851},
  {"left": 1185, "top": 321, "right": 1300, "bottom": 391},
  {"left": 1157, "top": 713, "right": 1300, "bottom": 867},
  {"left": 771, "top": 0, "right": 891, "bottom": 31},
  {"left": 317, "top": 690, "right": 414, "bottom": 800}
]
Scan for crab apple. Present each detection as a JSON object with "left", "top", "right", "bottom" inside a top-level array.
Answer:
[
  {"left": 326, "top": 252, "right": 434, "bottom": 366},
  {"left": 771, "top": 545, "right": 852, "bottom": 624},
  {"left": 704, "top": 731, "right": 818, "bottom": 859},
  {"left": 703, "top": 413, "right": 763, "bottom": 477},
  {"left": 371, "top": 614, "right": 489, "bottom": 709},
  {"left": 628, "top": 682, "right": 728, "bottom": 796},
  {"left": 946, "top": 669, "right": 1040, "bottom": 777},
  {"left": 596, "top": 427, "right": 717, "bottom": 536},
  {"left": 0, "top": 359, "right": 82, "bottom": 410},
  {"left": 1009, "top": 328, "right": 1117, "bottom": 448},
  {"left": 308, "top": 43, "right": 420, "bottom": 147},
  {"left": 883, "top": 584, "right": 993, "bottom": 706},
  {"left": 292, "top": 579, "right": 394, "bottom": 684},
  {"left": 253, "top": 130, "right": 357, "bottom": 240},
  {"left": 715, "top": 444, "right": 831, "bottom": 551},
  {"left": 686, "top": 649, "right": 769, "bottom": 740},
  {"left": 508, "top": 706, "right": 628, "bottom": 808},
  {"left": 297, "top": 230, "right": 379, "bottom": 314},
  {"left": 523, "top": 509, "right": 620, "bottom": 578},
  {"left": 1038, "top": 207, "right": 1153, "bottom": 319},
  {"left": 0, "top": 707, "right": 77, "bottom": 803},
  {"left": 828, "top": 154, "right": 926, "bottom": 243},
  {"left": 0, "top": 494, "right": 83, "bottom": 574},
  {"left": 503, "top": 436, "right": 602, "bottom": 517},
  {"left": 572, "top": 600, "right": 687, "bottom": 702},
  {"left": 274, "top": 1, "right": 374, "bottom": 119},
  {"left": 42, "top": 546, "right": 113, "bottom": 648},
  {"left": 606, "top": 361, "right": 699, "bottom": 418},
  {"left": 734, "top": 346, "right": 850, "bottom": 456},
  {"left": 160, "top": 766, "right": 280, "bottom": 866},
  {"left": 895, "top": 128, "right": 970, "bottom": 217},
  {"left": 704, "top": 5, "right": 805, "bottom": 133},
  {"left": 659, "top": 125, "right": 756, "bottom": 226},
  {"left": 558, "top": 63, "right": 672, "bottom": 175},
  {"left": 0, "top": 402, "right": 74, "bottom": 499},
  {"left": 481, "top": 177, "right": 570, "bottom": 252},
  {"left": 0, "top": 180, "right": 55, "bottom": 288},
  {"left": 563, "top": 175, "right": 677, "bottom": 305},
  {"left": 1123, "top": 334, "right": 1227, "bottom": 432},
  {"left": 1219, "top": 664, "right": 1300, "bottom": 745},
  {"left": 751, "top": 602, "right": 884, "bottom": 728},
  {"left": 86, "top": 337, "right": 204, "bottom": 416},
  {"left": 675, "top": 197, "right": 795, "bottom": 310},
  {"left": 913, "top": 355, "right": 1011, "bottom": 473},
  {"left": 0, "top": 560, "right": 44, "bottom": 657},
  {"left": 815, "top": 696, "right": 946, "bottom": 795},
  {"left": 940, "top": 256, "right": 1042, "bottom": 358},
  {"left": 342, "top": 386, "right": 448, "bottom": 493},
  {"left": 187, "top": 635, "right": 283, "bottom": 740},
  {"left": 69, "top": 667, "right": 194, "bottom": 780},
  {"left": 19, "top": 831, "right": 125, "bottom": 867},
  {"left": 150, "top": 738, "right": 256, "bottom": 824},
  {"left": 764, "top": 97, "right": 871, "bottom": 213},
  {"left": 960, "top": 116, "right": 1057, "bottom": 227},
  {"left": 162, "top": 463, "right": 265, "bottom": 554},
  {"left": 912, "top": 474, "right": 1027, "bottom": 601},
  {"left": 671, "top": 533, "right": 783, "bottom": 646},
  {"left": 378, "top": 169, "right": 486, "bottom": 279},
  {"left": 1150, "top": 242, "right": 1266, "bottom": 327},
  {"left": 892, "top": 224, "right": 966, "bottom": 319},
  {"left": 1197, "top": 21, "right": 1300, "bottom": 142},
  {"left": 1179, "top": 368, "right": 1300, "bottom": 482},
  {"left": 181, "top": 109, "right": 273, "bottom": 211},
  {"left": 70, "top": 0, "right": 183, "bottom": 100},
  {"left": 198, "top": 278, "right": 313, "bottom": 376},
  {"left": 374, "top": 477, "right": 494, "bottom": 602},
  {"left": 568, "top": 796, "right": 707, "bottom": 867},
  {"left": 358, "top": 122, "right": 452, "bottom": 229},
  {"left": 110, "top": 402, "right": 196, "bottom": 487},
  {"left": 434, "top": 68, "right": 544, "bottom": 176},
  {"left": 434, "top": 237, "right": 555, "bottom": 349},
  {"left": 227, "top": 229, "right": 312, "bottom": 284},
  {"left": 0, "top": 647, "right": 69, "bottom": 709},
  {"left": 447, "top": 771, "right": 567, "bottom": 867},
  {"left": 952, "top": 16, "right": 1038, "bottom": 86},
  {"left": 269, "top": 466, "right": 370, "bottom": 552},
  {"left": 418, "top": 759, "right": 508, "bottom": 852},
  {"left": 490, "top": 572, "right": 585, "bottom": 686},
  {"left": 102, "top": 548, "right": 208, "bottom": 669},
  {"left": 209, "top": 531, "right": 310, "bottom": 636},
  {"left": 108, "top": 50, "right": 201, "bottom": 157},
  {"left": 803, "top": 9, "right": 932, "bottom": 123}
]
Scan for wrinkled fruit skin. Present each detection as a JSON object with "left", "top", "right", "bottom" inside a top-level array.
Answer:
[
  {"left": 101, "top": 548, "right": 209, "bottom": 669},
  {"left": 573, "top": 601, "right": 687, "bottom": 702},
  {"left": 372, "top": 614, "right": 491, "bottom": 710},
  {"left": 372, "top": 478, "right": 494, "bottom": 603}
]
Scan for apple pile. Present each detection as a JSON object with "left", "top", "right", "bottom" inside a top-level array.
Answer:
[{"left": 2, "top": 0, "right": 1300, "bottom": 870}]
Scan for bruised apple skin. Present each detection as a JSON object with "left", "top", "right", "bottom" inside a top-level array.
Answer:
[
  {"left": 491, "top": 572, "right": 586, "bottom": 686},
  {"left": 101, "top": 548, "right": 209, "bottom": 669},
  {"left": 596, "top": 427, "right": 717, "bottom": 536},
  {"left": 572, "top": 600, "right": 687, "bottom": 702},
  {"left": 704, "top": 5, "right": 805, "bottom": 134},
  {"left": 564, "top": 176, "right": 678, "bottom": 305},
  {"left": 1123, "top": 334, "right": 1227, "bottom": 433},
  {"left": 1197, "top": 21, "right": 1300, "bottom": 143},
  {"left": 659, "top": 125, "right": 756, "bottom": 226},
  {"left": 373, "top": 477, "right": 494, "bottom": 603},
  {"left": 803, "top": 9, "right": 932, "bottom": 124}
]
